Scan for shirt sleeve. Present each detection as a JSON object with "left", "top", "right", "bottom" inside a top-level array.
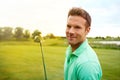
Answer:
[{"left": 76, "top": 62, "right": 101, "bottom": 80}]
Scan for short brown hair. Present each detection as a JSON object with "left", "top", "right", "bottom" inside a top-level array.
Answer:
[{"left": 68, "top": 7, "right": 91, "bottom": 27}]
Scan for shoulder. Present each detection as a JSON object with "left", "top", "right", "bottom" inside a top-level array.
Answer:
[
  {"left": 76, "top": 43, "right": 99, "bottom": 64},
  {"left": 76, "top": 61, "right": 102, "bottom": 80}
]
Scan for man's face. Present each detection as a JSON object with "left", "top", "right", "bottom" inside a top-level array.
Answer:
[{"left": 66, "top": 15, "right": 90, "bottom": 46}]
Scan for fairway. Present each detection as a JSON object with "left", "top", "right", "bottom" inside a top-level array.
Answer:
[{"left": 0, "top": 41, "right": 120, "bottom": 80}]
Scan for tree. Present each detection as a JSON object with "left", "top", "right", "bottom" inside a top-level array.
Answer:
[
  {"left": 14, "top": 27, "right": 24, "bottom": 40},
  {"left": 0, "top": 27, "right": 13, "bottom": 40},
  {"left": 32, "top": 30, "right": 42, "bottom": 42},
  {"left": 0, "top": 27, "right": 4, "bottom": 40},
  {"left": 106, "top": 36, "right": 112, "bottom": 40},
  {"left": 23, "top": 30, "right": 30, "bottom": 40},
  {"left": 3, "top": 27, "right": 13, "bottom": 40},
  {"left": 44, "top": 33, "right": 55, "bottom": 39}
]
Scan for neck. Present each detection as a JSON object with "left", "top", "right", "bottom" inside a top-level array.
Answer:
[
  {"left": 71, "top": 42, "right": 82, "bottom": 52},
  {"left": 71, "top": 39, "right": 86, "bottom": 52}
]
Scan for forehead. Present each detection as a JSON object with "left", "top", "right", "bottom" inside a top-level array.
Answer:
[{"left": 67, "top": 16, "right": 86, "bottom": 25}]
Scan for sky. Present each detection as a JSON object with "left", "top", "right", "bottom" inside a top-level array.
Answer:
[{"left": 0, "top": 0, "right": 120, "bottom": 37}]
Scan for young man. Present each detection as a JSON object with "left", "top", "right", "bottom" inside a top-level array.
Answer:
[{"left": 64, "top": 7, "right": 102, "bottom": 80}]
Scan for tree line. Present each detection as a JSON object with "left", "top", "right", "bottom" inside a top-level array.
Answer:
[{"left": 0, "top": 26, "right": 56, "bottom": 41}]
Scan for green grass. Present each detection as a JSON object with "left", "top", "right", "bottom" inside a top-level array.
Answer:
[
  {"left": 0, "top": 40, "right": 120, "bottom": 80},
  {"left": 0, "top": 45, "right": 44, "bottom": 80},
  {"left": 95, "top": 49, "right": 120, "bottom": 80}
]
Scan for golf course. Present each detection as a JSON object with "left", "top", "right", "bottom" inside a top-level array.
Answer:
[{"left": 0, "top": 39, "right": 120, "bottom": 80}]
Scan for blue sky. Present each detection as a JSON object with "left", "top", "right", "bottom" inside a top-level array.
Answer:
[
  {"left": 0, "top": 0, "right": 120, "bottom": 37},
  {"left": 73, "top": 0, "right": 120, "bottom": 37}
]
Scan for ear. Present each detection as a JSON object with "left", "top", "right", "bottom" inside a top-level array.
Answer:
[{"left": 86, "top": 27, "right": 90, "bottom": 35}]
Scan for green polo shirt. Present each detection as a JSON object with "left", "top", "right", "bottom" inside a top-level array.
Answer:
[{"left": 64, "top": 39, "right": 102, "bottom": 80}]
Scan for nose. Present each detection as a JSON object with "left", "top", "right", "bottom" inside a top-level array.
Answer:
[{"left": 69, "top": 27, "right": 75, "bottom": 34}]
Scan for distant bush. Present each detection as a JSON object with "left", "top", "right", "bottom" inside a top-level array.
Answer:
[{"left": 89, "top": 43, "right": 120, "bottom": 50}]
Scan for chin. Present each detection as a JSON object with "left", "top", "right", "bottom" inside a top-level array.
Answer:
[
  {"left": 68, "top": 42, "right": 76, "bottom": 45},
  {"left": 69, "top": 41, "right": 82, "bottom": 46}
]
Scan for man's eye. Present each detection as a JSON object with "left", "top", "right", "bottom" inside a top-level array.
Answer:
[
  {"left": 67, "top": 25, "right": 71, "bottom": 28},
  {"left": 75, "top": 26, "right": 80, "bottom": 29}
]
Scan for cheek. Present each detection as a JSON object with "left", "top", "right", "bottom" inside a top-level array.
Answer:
[
  {"left": 76, "top": 31, "right": 85, "bottom": 39},
  {"left": 65, "top": 29, "right": 69, "bottom": 35},
  {"left": 76, "top": 31, "right": 81, "bottom": 36}
]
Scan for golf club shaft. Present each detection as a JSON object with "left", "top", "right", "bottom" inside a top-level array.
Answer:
[{"left": 39, "top": 41, "right": 48, "bottom": 80}]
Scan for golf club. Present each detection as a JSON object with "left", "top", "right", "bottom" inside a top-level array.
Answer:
[{"left": 34, "top": 36, "right": 48, "bottom": 80}]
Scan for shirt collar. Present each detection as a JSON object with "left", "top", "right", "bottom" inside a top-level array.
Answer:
[{"left": 68, "top": 39, "right": 88, "bottom": 57}]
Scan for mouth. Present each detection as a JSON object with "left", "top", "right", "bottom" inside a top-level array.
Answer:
[{"left": 67, "top": 36, "right": 76, "bottom": 40}]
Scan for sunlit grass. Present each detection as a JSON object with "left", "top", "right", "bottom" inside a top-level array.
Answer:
[
  {"left": 0, "top": 45, "right": 44, "bottom": 80},
  {"left": 95, "top": 49, "right": 120, "bottom": 80},
  {"left": 0, "top": 40, "right": 120, "bottom": 80}
]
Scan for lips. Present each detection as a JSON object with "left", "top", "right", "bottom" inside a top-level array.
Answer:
[{"left": 67, "top": 36, "right": 76, "bottom": 40}]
